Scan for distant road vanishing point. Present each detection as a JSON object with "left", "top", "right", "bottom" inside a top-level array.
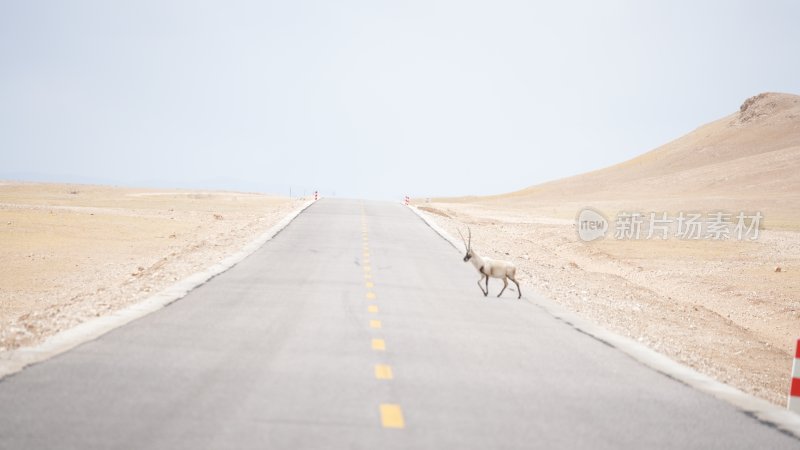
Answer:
[{"left": 0, "top": 199, "right": 797, "bottom": 449}]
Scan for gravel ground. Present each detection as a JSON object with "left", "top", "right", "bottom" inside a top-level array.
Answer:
[
  {"left": 0, "top": 183, "right": 303, "bottom": 351},
  {"left": 418, "top": 202, "right": 800, "bottom": 407}
]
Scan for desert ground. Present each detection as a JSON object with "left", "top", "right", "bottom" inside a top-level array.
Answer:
[
  {"left": 417, "top": 93, "right": 800, "bottom": 406},
  {"left": 0, "top": 182, "right": 301, "bottom": 351}
]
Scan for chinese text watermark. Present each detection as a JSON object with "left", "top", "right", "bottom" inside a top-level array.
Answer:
[{"left": 576, "top": 208, "right": 762, "bottom": 242}]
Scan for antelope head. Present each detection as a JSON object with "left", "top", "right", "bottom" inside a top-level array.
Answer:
[{"left": 458, "top": 227, "right": 473, "bottom": 262}]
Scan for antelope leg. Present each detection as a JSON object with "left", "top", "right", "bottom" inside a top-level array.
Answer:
[
  {"left": 477, "top": 278, "right": 487, "bottom": 296},
  {"left": 497, "top": 277, "right": 508, "bottom": 297}
]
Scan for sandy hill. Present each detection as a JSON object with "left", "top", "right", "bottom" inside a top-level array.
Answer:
[{"left": 450, "top": 92, "right": 800, "bottom": 229}]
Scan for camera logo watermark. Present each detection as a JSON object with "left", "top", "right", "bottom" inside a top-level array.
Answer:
[
  {"left": 576, "top": 208, "right": 762, "bottom": 242},
  {"left": 576, "top": 208, "right": 609, "bottom": 241}
]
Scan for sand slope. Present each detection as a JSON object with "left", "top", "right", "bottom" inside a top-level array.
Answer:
[{"left": 455, "top": 92, "right": 800, "bottom": 229}]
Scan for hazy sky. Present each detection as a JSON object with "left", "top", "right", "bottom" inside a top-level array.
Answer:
[{"left": 2, "top": 1, "right": 799, "bottom": 200}]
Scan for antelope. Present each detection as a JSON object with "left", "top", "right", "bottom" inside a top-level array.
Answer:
[{"left": 458, "top": 227, "right": 522, "bottom": 299}]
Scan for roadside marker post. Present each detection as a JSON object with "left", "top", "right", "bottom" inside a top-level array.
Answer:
[
  {"left": 790, "top": 338, "right": 800, "bottom": 413},
  {"left": 314, "top": 191, "right": 319, "bottom": 201},
  {"left": 404, "top": 195, "right": 409, "bottom": 206}
]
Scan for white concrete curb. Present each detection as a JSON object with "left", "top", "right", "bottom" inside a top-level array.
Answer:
[
  {"left": 0, "top": 200, "right": 315, "bottom": 381},
  {"left": 409, "top": 205, "right": 800, "bottom": 439}
]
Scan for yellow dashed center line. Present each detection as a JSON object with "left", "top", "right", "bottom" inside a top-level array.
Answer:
[
  {"left": 362, "top": 209, "right": 406, "bottom": 431},
  {"left": 371, "top": 339, "right": 386, "bottom": 351},
  {"left": 379, "top": 404, "right": 405, "bottom": 429},
  {"left": 374, "top": 364, "right": 393, "bottom": 380}
]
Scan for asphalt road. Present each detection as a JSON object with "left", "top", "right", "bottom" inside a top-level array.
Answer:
[{"left": 0, "top": 199, "right": 797, "bottom": 449}]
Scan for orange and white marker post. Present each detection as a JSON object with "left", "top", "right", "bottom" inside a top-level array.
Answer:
[{"left": 790, "top": 338, "right": 800, "bottom": 413}]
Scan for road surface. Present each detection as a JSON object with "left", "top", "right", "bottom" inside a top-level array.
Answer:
[{"left": 0, "top": 199, "right": 797, "bottom": 449}]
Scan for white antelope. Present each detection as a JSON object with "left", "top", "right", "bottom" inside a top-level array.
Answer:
[{"left": 458, "top": 227, "right": 522, "bottom": 299}]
